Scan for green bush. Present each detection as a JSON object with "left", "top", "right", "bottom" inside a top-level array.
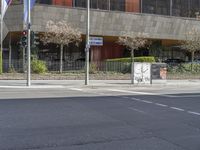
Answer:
[
  {"left": 167, "top": 63, "right": 200, "bottom": 73},
  {"left": 8, "top": 65, "right": 16, "bottom": 73},
  {"left": 106, "top": 56, "right": 156, "bottom": 63},
  {"left": 89, "top": 63, "right": 97, "bottom": 74},
  {"left": 31, "top": 59, "right": 47, "bottom": 74},
  {"left": 105, "top": 56, "right": 155, "bottom": 73}
]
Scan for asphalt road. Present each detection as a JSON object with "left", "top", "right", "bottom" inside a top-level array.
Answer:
[{"left": 0, "top": 87, "right": 200, "bottom": 150}]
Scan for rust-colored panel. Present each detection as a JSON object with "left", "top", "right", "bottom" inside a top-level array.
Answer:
[
  {"left": 52, "top": 0, "right": 72, "bottom": 6},
  {"left": 125, "top": 0, "right": 140, "bottom": 12},
  {"left": 91, "top": 42, "right": 124, "bottom": 62}
]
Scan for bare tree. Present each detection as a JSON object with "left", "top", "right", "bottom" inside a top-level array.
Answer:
[
  {"left": 41, "top": 20, "right": 82, "bottom": 73},
  {"left": 118, "top": 32, "right": 150, "bottom": 84},
  {"left": 181, "top": 28, "right": 200, "bottom": 64}
]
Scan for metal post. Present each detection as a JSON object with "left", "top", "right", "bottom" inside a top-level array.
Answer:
[
  {"left": 170, "top": 0, "right": 173, "bottom": 16},
  {"left": 0, "top": 0, "right": 3, "bottom": 74},
  {"left": 140, "top": 0, "right": 143, "bottom": 13},
  {"left": 85, "top": 0, "right": 90, "bottom": 85},
  {"left": 27, "top": 0, "right": 31, "bottom": 86},
  {"left": 9, "top": 33, "right": 12, "bottom": 69}
]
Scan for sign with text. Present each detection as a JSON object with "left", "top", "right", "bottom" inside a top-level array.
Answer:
[
  {"left": 134, "top": 63, "right": 151, "bottom": 84},
  {"left": 90, "top": 37, "right": 103, "bottom": 46}
]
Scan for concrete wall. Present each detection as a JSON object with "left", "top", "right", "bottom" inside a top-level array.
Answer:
[
  {"left": 4, "top": 4, "right": 200, "bottom": 41},
  {"left": 0, "top": 18, "right": 9, "bottom": 41}
]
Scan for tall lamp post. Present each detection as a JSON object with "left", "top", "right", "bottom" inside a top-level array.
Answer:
[
  {"left": 27, "top": 0, "right": 31, "bottom": 86},
  {"left": 85, "top": 0, "right": 90, "bottom": 85}
]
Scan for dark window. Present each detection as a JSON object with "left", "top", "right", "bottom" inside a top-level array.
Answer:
[
  {"left": 75, "top": 0, "right": 86, "bottom": 8},
  {"left": 110, "top": 0, "right": 125, "bottom": 11},
  {"left": 143, "top": 0, "right": 169, "bottom": 15},
  {"left": 37, "top": 0, "right": 52, "bottom": 4}
]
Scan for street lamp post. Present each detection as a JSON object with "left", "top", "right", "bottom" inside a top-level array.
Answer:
[
  {"left": 85, "top": 0, "right": 90, "bottom": 85},
  {"left": 27, "top": 0, "right": 31, "bottom": 86}
]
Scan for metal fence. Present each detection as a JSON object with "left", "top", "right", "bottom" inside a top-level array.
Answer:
[
  {"left": 2, "top": 59, "right": 200, "bottom": 80},
  {"left": 3, "top": 59, "right": 132, "bottom": 73}
]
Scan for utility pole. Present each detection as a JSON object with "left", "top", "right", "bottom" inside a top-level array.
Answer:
[
  {"left": 27, "top": 0, "right": 31, "bottom": 86},
  {"left": 170, "top": 0, "right": 173, "bottom": 16},
  {"left": 85, "top": 0, "right": 90, "bottom": 85}
]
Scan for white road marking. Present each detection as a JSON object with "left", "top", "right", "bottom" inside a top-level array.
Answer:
[
  {"left": 131, "top": 98, "right": 141, "bottom": 101},
  {"left": 162, "top": 94, "right": 200, "bottom": 98},
  {"left": 0, "top": 85, "right": 64, "bottom": 89},
  {"left": 187, "top": 111, "right": 200, "bottom": 116},
  {"left": 69, "top": 88, "right": 83, "bottom": 91},
  {"left": 170, "top": 107, "right": 185, "bottom": 111},
  {"left": 122, "top": 96, "right": 129, "bottom": 99},
  {"left": 108, "top": 89, "right": 155, "bottom": 95},
  {"left": 140, "top": 100, "right": 153, "bottom": 104},
  {"left": 128, "top": 107, "right": 146, "bottom": 114},
  {"left": 155, "top": 103, "right": 168, "bottom": 107}
]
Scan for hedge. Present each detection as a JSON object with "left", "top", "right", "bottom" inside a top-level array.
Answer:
[
  {"left": 106, "top": 56, "right": 156, "bottom": 63},
  {"left": 168, "top": 63, "right": 200, "bottom": 73},
  {"left": 104, "top": 56, "right": 155, "bottom": 73},
  {"left": 31, "top": 59, "right": 47, "bottom": 74}
]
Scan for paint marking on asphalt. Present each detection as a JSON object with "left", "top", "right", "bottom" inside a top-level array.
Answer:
[
  {"left": 187, "top": 111, "right": 200, "bottom": 116},
  {"left": 0, "top": 85, "right": 65, "bottom": 89},
  {"left": 155, "top": 103, "right": 168, "bottom": 107},
  {"left": 131, "top": 97, "right": 141, "bottom": 101},
  {"left": 140, "top": 100, "right": 153, "bottom": 104},
  {"left": 69, "top": 88, "right": 83, "bottom": 91},
  {"left": 128, "top": 107, "right": 146, "bottom": 114},
  {"left": 162, "top": 94, "right": 200, "bottom": 98},
  {"left": 170, "top": 107, "right": 185, "bottom": 111},
  {"left": 122, "top": 96, "right": 129, "bottom": 99},
  {"left": 108, "top": 89, "right": 155, "bottom": 95}
]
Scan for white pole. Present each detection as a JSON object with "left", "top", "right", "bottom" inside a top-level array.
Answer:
[
  {"left": 27, "top": 0, "right": 31, "bottom": 86},
  {"left": 170, "top": 0, "right": 172, "bottom": 16},
  {"left": 85, "top": 0, "right": 90, "bottom": 85},
  {"left": 1, "top": 0, "right": 3, "bottom": 74}
]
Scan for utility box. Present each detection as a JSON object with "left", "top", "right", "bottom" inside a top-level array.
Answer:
[{"left": 151, "top": 63, "right": 167, "bottom": 84}]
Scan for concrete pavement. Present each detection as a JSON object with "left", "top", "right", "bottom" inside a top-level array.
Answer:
[{"left": 0, "top": 79, "right": 200, "bottom": 88}]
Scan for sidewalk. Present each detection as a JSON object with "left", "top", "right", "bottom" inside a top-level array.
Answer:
[{"left": 0, "top": 79, "right": 200, "bottom": 88}]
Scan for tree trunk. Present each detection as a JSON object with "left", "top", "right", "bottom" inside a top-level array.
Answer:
[
  {"left": 8, "top": 34, "right": 12, "bottom": 69},
  {"left": 191, "top": 51, "right": 195, "bottom": 72},
  {"left": 60, "top": 44, "right": 63, "bottom": 73},
  {"left": 22, "top": 47, "right": 26, "bottom": 73},
  {"left": 131, "top": 49, "right": 134, "bottom": 84}
]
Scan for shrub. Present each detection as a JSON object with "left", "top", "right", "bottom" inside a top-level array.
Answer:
[
  {"left": 105, "top": 56, "right": 155, "bottom": 73},
  {"left": 106, "top": 56, "right": 156, "bottom": 63},
  {"left": 8, "top": 65, "right": 16, "bottom": 73},
  {"left": 89, "top": 63, "right": 97, "bottom": 74},
  {"left": 167, "top": 63, "right": 200, "bottom": 73},
  {"left": 31, "top": 59, "right": 47, "bottom": 74}
]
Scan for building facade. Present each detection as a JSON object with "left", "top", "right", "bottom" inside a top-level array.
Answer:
[{"left": 2, "top": 0, "right": 200, "bottom": 65}]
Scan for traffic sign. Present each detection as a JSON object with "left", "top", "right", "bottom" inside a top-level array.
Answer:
[{"left": 89, "top": 37, "right": 103, "bottom": 46}]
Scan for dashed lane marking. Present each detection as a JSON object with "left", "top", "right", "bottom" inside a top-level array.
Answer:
[
  {"left": 155, "top": 103, "right": 168, "bottom": 107},
  {"left": 68, "top": 88, "right": 83, "bottom": 91},
  {"left": 140, "top": 100, "right": 153, "bottom": 104},
  {"left": 131, "top": 98, "right": 141, "bottom": 101},
  {"left": 187, "top": 111, "right": 200, "bottom": 116},
  {"left": 170, "top": 107, "right": 185, "bottom": 112},
  {"left": 128, "top": 107, "right": 146, "bottom": 114},
  {"left": 122, "top": 96, "right": 129, "bottom": 99},
  {"left": 108, "top": 89, "right": 156, "bottom": 95}
]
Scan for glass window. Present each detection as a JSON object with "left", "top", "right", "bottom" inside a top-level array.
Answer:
[
  {"left": 110, "top": 0, "right": 125, "bottom": 11},
  {"left": 172, "top": 0, "right": 191, "bottom": 17},
  {"left": 37, "top": 0, "right": 52, "bottom": 4},
  {"left": 75, "top": 0, "right": 86, "bottom": 8},
  {"left": 143, "top": 0, "right": 170, "bottom": 15},
  {"left": 98, "top": 0, "right": 109, "bottom": 10}
]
